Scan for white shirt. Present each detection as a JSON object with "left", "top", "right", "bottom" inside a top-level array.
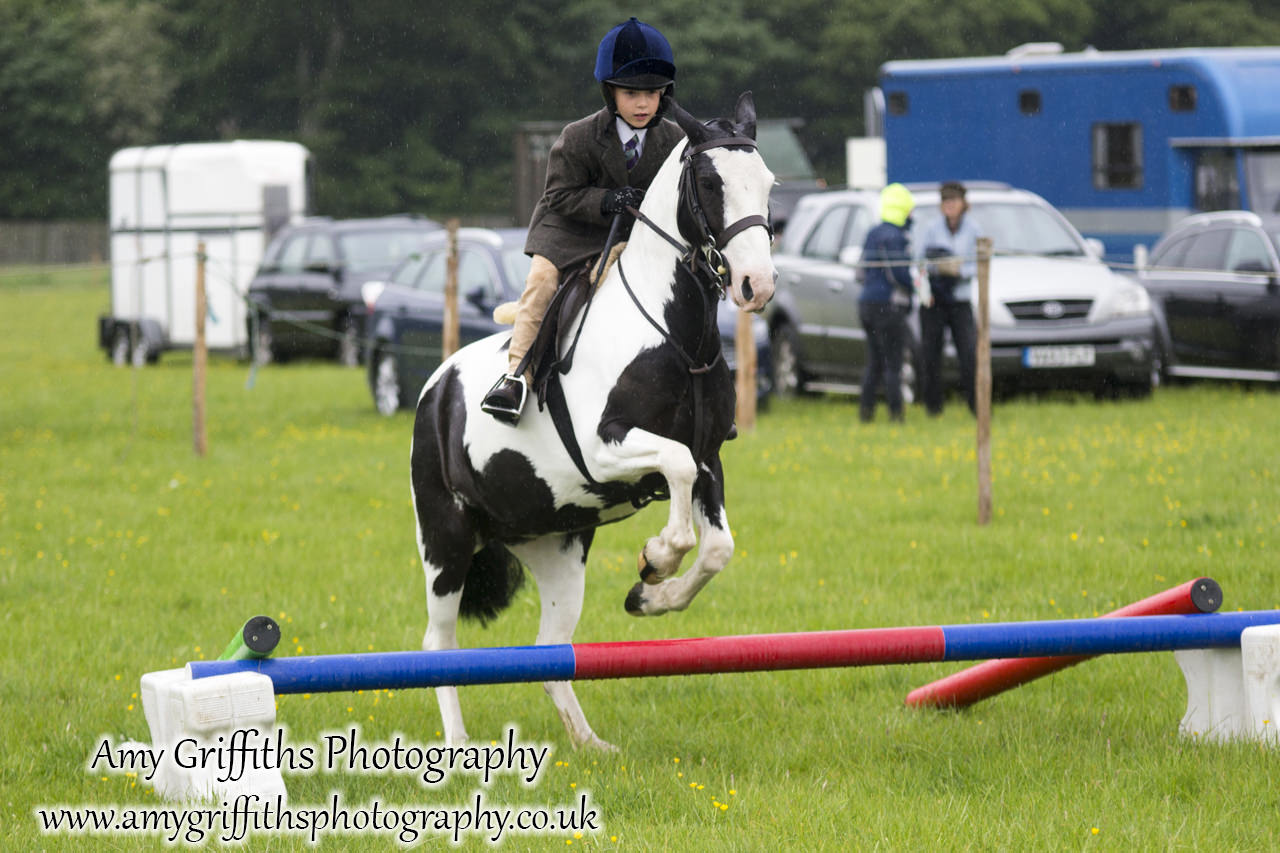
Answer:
[{"left": 615, "top": 118, "right": 647, "bottom": 159}]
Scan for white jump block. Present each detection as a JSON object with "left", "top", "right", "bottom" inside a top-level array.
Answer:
[
  {"left": 1242, "top": 624, "right": 1280, "bottom": 744},
  {"left": 1176, "top": 647, "right": 1248, "bottom": 741},
  {"left": 1177, "top": 625, "right": 1280, "bottom": 744},
  {"left": 139, "top": 667, "right": 286, "bottom": 803}
]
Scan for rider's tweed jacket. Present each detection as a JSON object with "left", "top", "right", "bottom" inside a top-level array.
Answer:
[{"left": 524, "top": 107, "right": 685, "bottom": 270}]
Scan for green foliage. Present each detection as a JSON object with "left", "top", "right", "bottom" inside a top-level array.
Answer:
[{"left": 5, "top": 0, "right": 1280, "bottom": 219}]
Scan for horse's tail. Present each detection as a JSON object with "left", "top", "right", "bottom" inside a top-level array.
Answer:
[{"left": 459, "top": 541, "right": 526, "bottom": 624}]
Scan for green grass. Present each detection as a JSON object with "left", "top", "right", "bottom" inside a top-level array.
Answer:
[{"left": 3, "top": 265, "right": 1279, "bottom": 851}]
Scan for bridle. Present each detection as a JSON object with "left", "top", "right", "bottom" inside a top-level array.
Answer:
[
  {"left": 546, "top": 133, "right": 772, "bottom": 493},
  {"left": 627, "top": 135, "right": 773, "bottom": 295},
  {"left": 616, "top": 134, "right": 773, "bottom": 376}
]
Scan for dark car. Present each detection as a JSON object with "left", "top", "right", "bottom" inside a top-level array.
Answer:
[
  {"left": 363, "top": 227, "right": 772, "bottom": 415},
  {"left": 768, "top": 183, "right": 1159, "bottom": 401},
  {"left": 1141, "top": 211, "right": 1280, "bottom": 383},
  {"left": 246, "top": 215, "right": 440, "bottom": 366}
]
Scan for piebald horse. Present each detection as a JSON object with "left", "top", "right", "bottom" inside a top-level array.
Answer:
[{"left": 410, "top": 93, "right": 775, "bottom": 749}]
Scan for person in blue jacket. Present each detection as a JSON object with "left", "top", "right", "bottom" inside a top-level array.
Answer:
[{"left": 857, "top": 183, "right": 916, "bottom": 423}]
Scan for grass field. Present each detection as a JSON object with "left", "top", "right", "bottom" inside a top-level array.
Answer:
[{"left": 3, "top": 265, "right": 1279, "bottom": 851}]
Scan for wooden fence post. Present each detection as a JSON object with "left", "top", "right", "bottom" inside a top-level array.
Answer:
[
  {"left": 975, "top": 236, "right": 992, "bottom": 525},
  {"left": 735, "top": 309, "right": 757, "bottom": 432},
  {"left": 442, "top": 218, "right": 461, "bottom": 360},
  {"left": 193, "top": 242, "right": 208, "bottom": 458}
]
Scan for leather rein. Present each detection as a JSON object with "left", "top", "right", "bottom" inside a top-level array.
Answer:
[
  {"left": 545, "top": 134, "right": 771, "bottom": 498},
  {"left": 619, "top": 134, "right": 772, "bottom": 376}
]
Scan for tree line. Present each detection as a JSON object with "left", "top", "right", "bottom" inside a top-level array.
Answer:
[{"left": 3, "top": 0, "right": 1278, "bottom": 222}]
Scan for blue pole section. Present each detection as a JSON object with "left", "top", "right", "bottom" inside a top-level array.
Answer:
[
  {"left": 940, "top": 611, "right": 1280, "bottom": 660},
  {"left": 188, "top": 644, "right": 576, "bottom": 693}
]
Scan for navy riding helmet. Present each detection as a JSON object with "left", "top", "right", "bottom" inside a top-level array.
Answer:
[{"left": 594, "top": 17, "right": 676, "bottom": 122}]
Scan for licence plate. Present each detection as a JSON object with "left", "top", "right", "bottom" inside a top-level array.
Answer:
[{"left": 1022, "top": 344, "right": 1096, "bottom": 368}]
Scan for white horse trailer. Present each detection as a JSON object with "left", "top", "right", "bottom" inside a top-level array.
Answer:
[{"left": 101, "top": 140, "right": 310, "bottom": 364}]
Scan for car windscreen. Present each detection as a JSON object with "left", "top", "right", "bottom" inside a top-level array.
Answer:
[
  {"left": 912, "top": 202, "right": 1086, "bottom": 257},
  {"left": 389, "top": 251, "right": 431, "bottom": 287},
  {"left": 339, "top": 230, "right": 430, "bottom": 273}
]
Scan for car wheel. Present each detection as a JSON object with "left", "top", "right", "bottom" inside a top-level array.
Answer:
[
  {"left": 252, "top": 315, "right": 274, "bottom": 366},
  {"left": 110, "top": 326, "right": 130, "bottom": 367},
  {"left": 338, "top": 316, "right": 360, "bottom": 368},
  {"left": 373, "top": 351, "right": 402, "bottom": 416},
  {"left": 770, "top": 322, "right": 806, "bottom": 397}
]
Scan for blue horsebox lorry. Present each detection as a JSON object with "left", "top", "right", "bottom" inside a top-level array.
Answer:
[{"left": 875, "top": 44, "right": 1280, "bottom": 262}]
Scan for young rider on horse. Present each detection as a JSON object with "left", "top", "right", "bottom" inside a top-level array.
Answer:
[{"left": 481, "top": 17, "right": 686, "bottom": 424}]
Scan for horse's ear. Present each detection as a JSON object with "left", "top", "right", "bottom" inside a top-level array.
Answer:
[
  {"left": 667, "top": 98, "right": 713, "bottom": 147},
  {"left": 734, "top": 91, "right": 757, "bottom": 140}
]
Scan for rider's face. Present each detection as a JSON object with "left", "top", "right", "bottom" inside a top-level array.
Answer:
[{"left": 613, "top": 87, "right": 662, "bottom": 129}]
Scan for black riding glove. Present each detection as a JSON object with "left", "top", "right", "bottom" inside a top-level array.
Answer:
[{"left": 601, "top": 186, "right": 645, "bottom": 216}]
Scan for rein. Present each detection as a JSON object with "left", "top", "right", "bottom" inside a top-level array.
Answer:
[{"left": 545, "top": 133, "right": 770, "bottom": 496}]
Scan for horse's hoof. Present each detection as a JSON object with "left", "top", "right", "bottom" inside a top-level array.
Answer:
[
  {"left": 624, "top": 583, "right": 647, "bottom": 615},
  {"left": 638, "top": 551, "right": 660, "bottom": 584}
]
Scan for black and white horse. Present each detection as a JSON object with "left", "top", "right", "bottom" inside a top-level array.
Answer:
[{"left": 410, "top": 93, "right": 775, "bottom": 749}]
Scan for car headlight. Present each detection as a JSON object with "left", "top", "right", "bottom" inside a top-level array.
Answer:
[{"left": 1099, "top": 279, "right": 1151, "bottom": 320}]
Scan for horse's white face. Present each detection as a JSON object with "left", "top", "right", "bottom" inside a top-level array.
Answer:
[{"left": 707, "top": 147, "right": 776, "bottom": 314}]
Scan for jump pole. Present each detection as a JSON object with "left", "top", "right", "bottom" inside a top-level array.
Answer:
[
  {"left": 186, "top": 609, "right": 1280, "bottom": 695},
  {"left": 906, "top": 577, "right": 1222, "bottom": 709}
]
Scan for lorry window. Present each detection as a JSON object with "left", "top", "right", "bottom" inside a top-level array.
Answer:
[
  {"left": 1092, "top": 123, "right": 1143, "bottom": 189},
  {"left": 1019, "top": 90, "right": 1041, "bottom": 115},
  {"left": 1169, "top": 85, "right": 1197, "bottom": 112},
  {"left": 1244, "top": 150, "right": 1280, "bottom": 214},
  {"left": 887, "top": 91, "right": 908, "bottom": 116},
  {"left": 1195, "top": 151, "right": 1241, "bottom": 211}
]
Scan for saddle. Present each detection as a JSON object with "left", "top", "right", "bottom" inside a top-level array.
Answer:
[{"left": 518, "top": 242, "right": 625, "bottom": 410}]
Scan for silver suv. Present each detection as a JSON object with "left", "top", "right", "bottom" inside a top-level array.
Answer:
[{"left": 767, "top": 182, "right": 1159, "bottom": 399}]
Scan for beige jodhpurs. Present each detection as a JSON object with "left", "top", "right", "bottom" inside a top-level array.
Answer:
[{"left": 507, "top": 254, "right": 561, "bottom": 377}]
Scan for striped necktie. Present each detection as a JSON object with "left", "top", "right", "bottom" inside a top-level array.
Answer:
[{"left": 624, "top": 134, "right": 640, "bottom": 171}]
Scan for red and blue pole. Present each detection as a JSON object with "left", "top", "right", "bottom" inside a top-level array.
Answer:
[
  {"left": 905, "top": 577, "right": 1221, "bottom": 709},
  {"left": 188, "top": 605, "right": 1275, "bottom": 696}
]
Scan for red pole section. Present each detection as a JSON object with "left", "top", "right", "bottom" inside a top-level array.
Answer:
[
  {"left": 574, "top": 627, "right": 946, "bottom": 679},
  {"left": 904, "top": 577, "right": 1221, "bottom": 709}
]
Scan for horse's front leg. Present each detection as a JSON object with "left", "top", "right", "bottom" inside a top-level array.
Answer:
[
  {"left": 626, "top": 454, "right": 733, "bottom": 616},
  {"left": 594, "top": 428, "right": 698, "bottom": 584}
]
